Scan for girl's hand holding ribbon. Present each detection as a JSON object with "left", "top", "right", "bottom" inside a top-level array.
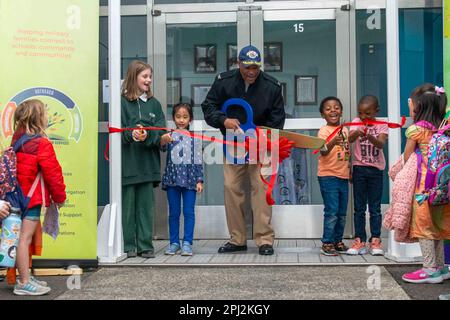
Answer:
[
  {"left": 160, "top": 132, "right": 174, "bottom": 146},
  {"left": 132, "top": 124, "right": 147, "bottom": 141}
]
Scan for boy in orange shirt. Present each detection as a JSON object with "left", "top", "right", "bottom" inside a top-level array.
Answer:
[{"left": 317, "top": 96, "right": 350, "bottom": 256}]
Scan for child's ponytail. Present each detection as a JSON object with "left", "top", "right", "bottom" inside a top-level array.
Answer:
[{"left": 410, "top": 83, "right": 446, "bottom": 128}]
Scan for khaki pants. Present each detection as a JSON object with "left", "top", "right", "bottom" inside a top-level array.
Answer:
[{"left": 224, "top": 163, "right": 274, "bottom": 247}]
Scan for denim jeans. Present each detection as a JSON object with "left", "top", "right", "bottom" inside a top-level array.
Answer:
[
  {"left": 318, "top": 176, "right": 349, "bottom": 244},
  {"left": 167, "top": 186, "right": 197, "bottom": 245},
  {"left": 352, "top": 165, "right": 383, "bottom": 242}
]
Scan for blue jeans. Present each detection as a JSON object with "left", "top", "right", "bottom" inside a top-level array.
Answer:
[
  {"left": 166, "top": 186, "right": 196, "bottom": 245},
  {"left": 318, "top": 177, "right": 349, "bottom": 244},
  {"left": 352, "top": 165, "right": 383, "bottom": 242},
  {"left": 23, "top": 205, "right": 42, "bottom": 221}
]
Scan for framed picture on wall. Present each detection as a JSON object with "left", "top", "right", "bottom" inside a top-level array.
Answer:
[
  {"left": 295, "top": 75, "right": 317, "bottom": 105},
  {"left": 227, "top": 43, "right": 239, "bottom": 71},
  {"left": 191, "top": 84, "right": 211, "bottom": 107},
  {"left": 167, "top": 78, "right": 181, "bottom": 106},
  {"left": 281, "top": 82, "right": 287, "bottom": 106},
  {"left": 264, "top": 42, "right": 282, "bottom": 72},
  {"left": 194, "top": 44, "right": 217, "bottom": 73}
]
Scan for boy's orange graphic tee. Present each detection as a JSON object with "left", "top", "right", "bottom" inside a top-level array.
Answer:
[{"left": 317, "top": 125, "right": 350, "bottom": 179}]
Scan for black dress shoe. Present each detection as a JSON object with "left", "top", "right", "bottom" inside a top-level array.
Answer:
[
  {"left": 218, "top": 242, "right": 247, "bottom": 253},
  {"left": 259, "top": 244, "right": 274, "bottom": 255}
]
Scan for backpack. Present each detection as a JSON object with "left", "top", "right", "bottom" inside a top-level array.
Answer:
[
  {"left": 0, "top": 134, "right": 42, "bottom": 218},
  {"left": 415, "top": 120, "right": 450, "bottom": 206}
]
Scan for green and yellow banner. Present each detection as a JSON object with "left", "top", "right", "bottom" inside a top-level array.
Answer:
[{"left": 0, "top": 0, "right": 98, "bottom": 261}]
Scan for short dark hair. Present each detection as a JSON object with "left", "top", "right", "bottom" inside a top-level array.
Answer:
[
  {"left": 172, "top": 102, "right": 194, "bottom": 130},
  {"left": 358, "top": 95, "right": 380, "bottom": 110},
  {"left": 319, "top": 96, "right": 343, "bottom": 114}
]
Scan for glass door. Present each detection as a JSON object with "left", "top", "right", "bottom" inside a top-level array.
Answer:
[
  {"left": 152, "top": 2, "right": 352, "bottom": 239},
  {"left": 252, "top": 5, "right": 352, "bottom": 238},
  {"left": 153, "top": 7, "right": 245, "bottom": 239}
]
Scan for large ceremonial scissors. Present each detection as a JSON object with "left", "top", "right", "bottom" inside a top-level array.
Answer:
[{"left": 221, "top": 98, "right": 256, "bottom": 164}]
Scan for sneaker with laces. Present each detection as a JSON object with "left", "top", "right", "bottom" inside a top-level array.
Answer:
[
  {"left": 334, "top": 241, "right": 348, "bottom": 254},
  {"left": 402, "top": 268, "right": 444, "bottom": 284},
  {"left": 13, "top": 280, "right": 51, "bottom": 296},
  {"left": 30, "top": 276, "right": 48, "bottom": 287},
  {"left": 321, "top": 243, "right": 338, "bottom": 256},
  {"left": 346, "top": 238, "right": 367, "bottom": 255},
  {"left": 369, "top": 237, "right": 384, "bottom": 256},
  {"left": 439, "top": 293, "right": 450, "bottom": 300},
  {"left": 439, "top": 265, "right": 450, "bottom": 280},
  {"left": 181, "top": 242, "right": 193, "bottom": 256},
  {"left": 164, "top": 243, "right": 181, "bottom": 255}
]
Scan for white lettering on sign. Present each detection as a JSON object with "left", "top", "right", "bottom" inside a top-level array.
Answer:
[
  {"left": 366, "top": 6, "right": 381, "bottom": 30},
  {"left": 67, "top": 5, "right": 81, "bottom": 30}
]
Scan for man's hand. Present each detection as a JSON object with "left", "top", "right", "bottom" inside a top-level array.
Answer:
[
  {"left": 0, "top": 200, "right": 11, "bottom": 219},
  {"left": 224, "top": 118, "right": 241, "bottom": 131}
]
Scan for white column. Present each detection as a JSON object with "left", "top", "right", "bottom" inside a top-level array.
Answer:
[
  {"left": 97, "top": 0, "right": 125, "bottom": 263},
  {"left": 385, "top": 0, "right": 421, "bottom": 262}
]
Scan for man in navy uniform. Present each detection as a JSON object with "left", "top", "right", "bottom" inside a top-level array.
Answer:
[{"left": 201, "top": 45, "right": 285, "bottom": 255}]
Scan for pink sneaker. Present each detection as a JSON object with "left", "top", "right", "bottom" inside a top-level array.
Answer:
[
  {"left": 346, "top": 238, "right": 367, "bottom": 255},
  {"left": 402, "top": 268, "right": 444, "bottom": 284},
  {"left": 369, "top": 238, "right": 384, "bottom": 256}
]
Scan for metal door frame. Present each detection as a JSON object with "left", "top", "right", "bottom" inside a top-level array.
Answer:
[
  {"left": 248, "top": 3, "right": 353, "bottom": 238},
  {"left": 152, "top": 9, "right": 245, "bottom": 239},
  {"left": 150, "top": 2, "right": 352, "bottom": 239}
]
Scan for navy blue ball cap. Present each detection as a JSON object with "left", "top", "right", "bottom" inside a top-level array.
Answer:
[{"left": 238, "top": 45, "right": 262, "bottom": 66}]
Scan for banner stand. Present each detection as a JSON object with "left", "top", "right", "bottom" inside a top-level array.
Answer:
[
  {"left": 97, "top": 0, "right": 124, "bottom": 263},
  {"left": 98, "top": 204, "right": 126, "bottom": 263},
  {"left": 385, "top": 231, "right": 423, "bottom": 263}
]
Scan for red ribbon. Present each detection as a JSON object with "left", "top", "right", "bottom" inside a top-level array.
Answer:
[
  {"left": 105, "top": 125, "right": 245, "bottom": 161},
  {"left": 312, "top": 116, "right": 406, "bottom": 155},
  {"left": 106, "top": 125, "right": 295, "bottom": 205}
]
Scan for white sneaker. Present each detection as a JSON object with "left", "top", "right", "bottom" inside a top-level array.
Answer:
[
  {"left": 30, "top": 276, "right": 48, "bottom": 287},
  {"left": 13, "top": 280, "right": 51, "bottom": 296},
  {"left": 439, "top": 293, "right": 450, "bottom": 300},
  {"left": 440, "top": 265, "right": 450, "bottom": 280}
]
